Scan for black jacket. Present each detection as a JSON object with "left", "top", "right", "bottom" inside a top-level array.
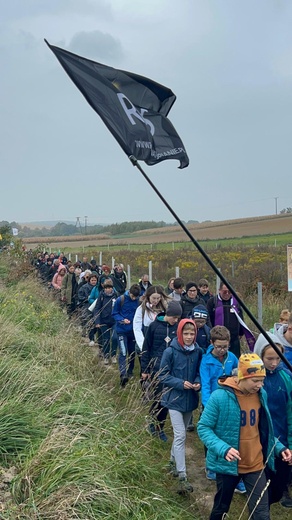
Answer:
[
  {"left": 141, "top": 313, "right": 178, "bottom": 375},
  {"left": 180, "top": 293, "right": 207, "bottom": 319},
  {"left": 207, "top": 296, "right": 244, "bottom": 338},
  {"left": 94, "top": 290, "right": 117, "bottom": 326}
]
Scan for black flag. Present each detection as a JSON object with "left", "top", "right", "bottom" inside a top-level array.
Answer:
[{"left": 45, "top": 40, "right": 189, "bottom": 169}]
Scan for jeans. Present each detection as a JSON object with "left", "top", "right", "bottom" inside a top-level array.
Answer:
[
  {"left": 98, "top": 324, "right": 117, "bottom": 358},
  {"left": 169, "top": 409, "right": 192, "bottom": 477},
  {"left": 118, "top": 331, "right": 136, "bottom": 377},
  {"left": 210, "top": 470, "right": 270, "bottom": 520},
  {"left": 148, "top": 379, "right": 168, "bottom": 431},
  {"left": 267, "top": 457, "right": 291, "bottom": 504}
]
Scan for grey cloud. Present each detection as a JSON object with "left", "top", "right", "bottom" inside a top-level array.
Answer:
[
  {"left": 1, "top": 0, "right": 112, "bottom": 22},
  {"left": 68, "top": 30, "right": 123, "bottom": 62}
]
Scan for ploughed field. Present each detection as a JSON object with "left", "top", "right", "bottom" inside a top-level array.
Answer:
[{"left": 23, "top": 213, "right": 292, "bottom": 249}]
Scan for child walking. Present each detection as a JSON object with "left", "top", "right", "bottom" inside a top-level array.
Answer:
[
  {"left": 199, "top": 326, "right": 239, "bottom": 483},
  {"left": 197, "top": 352, "right": 292, "bottom": 520},
  {"left": 159, "top": 319, "right": 203, "bottom": 494},
  {"left": 254, "top": 331, "right": 292, "bottom": 508}
]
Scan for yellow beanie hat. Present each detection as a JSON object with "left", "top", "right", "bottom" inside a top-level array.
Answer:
[{"left": 237, "top": 353, "right": 266, "bottom": 380}]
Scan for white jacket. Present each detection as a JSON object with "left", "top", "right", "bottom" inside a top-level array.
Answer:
[{"left": 133, "top": 303, "right": 158, "bottom": 351}]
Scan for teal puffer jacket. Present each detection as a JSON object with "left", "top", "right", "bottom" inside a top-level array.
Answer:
[{"left": 197, "top": 381, "right": 286, "bottom": 475}]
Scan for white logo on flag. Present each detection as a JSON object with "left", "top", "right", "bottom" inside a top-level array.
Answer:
[{"left": 117, "top": 93, "right": 155, "bottom": 136}]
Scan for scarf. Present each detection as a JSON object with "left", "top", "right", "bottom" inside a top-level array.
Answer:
[{"left": 215, "top": 295, "right": 255, "bottom": 351}]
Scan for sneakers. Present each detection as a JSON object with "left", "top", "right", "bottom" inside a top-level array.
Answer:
[
  {"left": 234, "top": 480, "right": 246, "bottom": 494},
  {"left": 280, "top": 491, "right": 292, "bottom": 508},
  {"left": 147, "top": 423, "right": 157, "bottom": 437},
  {"left": 111, "top": 356, "right": 117, "bottom": 364},
  {"left": 104, "top": 358, "right": 109, "bottom": 366},
  {"left": 88, "top": 340, "right": 95, "bottom": 347},
  {"left": 177, "top": 477, "right": 193, "bottom": 494},
  {"left": 206, "top": 469, "right": 216, "bottom": 481},
  {"left": 168, "top": 460, "right": 179, "bottom": 477},
  {"left": 158, "top": 430, "right": 168, "bottom": 442}
]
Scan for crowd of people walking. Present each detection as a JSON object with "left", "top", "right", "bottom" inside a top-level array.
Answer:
[{"left": 33, "top": 251, "right": 292, "bottom": 518}]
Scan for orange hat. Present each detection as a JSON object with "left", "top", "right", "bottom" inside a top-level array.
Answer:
[{"left": 237, "top": 353, "right": 266, "bottom": 380}]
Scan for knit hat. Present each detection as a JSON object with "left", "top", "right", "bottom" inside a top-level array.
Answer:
[
  {"left": 166, "top": 301, "right": 182, "bottom": 317},
  {"left": 192, "top": 305, "right": 209, "bottom": 321},
  {"left": 237, "top": 353, "right": 266, "bottom": 380},
  {"left": 186, "top": 282, "right": 198, "bottom": 292},
  {"left": 254, "top": 332, "right": 283, "bottom": 359}
]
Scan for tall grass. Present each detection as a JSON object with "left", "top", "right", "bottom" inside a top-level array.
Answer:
[
  {"left": 0, "top": 271, "right": 203, "bottom": 519},
  {"left": 0, "top": 258, "right": 290, "bottom": 519}
]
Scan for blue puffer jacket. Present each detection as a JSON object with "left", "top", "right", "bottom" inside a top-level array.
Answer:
[
  {"left": 200, "top": 345, "right": 238, "bottom": 406},
  {"left": 159, "top": 334, "right": 203, "bottom": 413},
  {"left": 197, "top": 378, "right": 286, "bottom": 475}
]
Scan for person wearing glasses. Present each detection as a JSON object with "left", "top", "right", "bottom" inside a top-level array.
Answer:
[
  {"left": 199, "top": 326, "right": 240, "bottom": 487},
  {"left": 180, "top": 281, "right": 207, "bottom": 320}
]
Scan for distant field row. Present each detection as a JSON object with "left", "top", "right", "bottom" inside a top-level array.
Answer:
[
  {"left": 22, "top": 213, "right": 292, "bottom": 251},
  {"left": 24, "top": 232, "right": 292, "bottom": 254}
]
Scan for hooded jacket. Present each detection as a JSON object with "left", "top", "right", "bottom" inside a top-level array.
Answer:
[
  {"left": 159, "top": 319, "right": 203, "bottom": 412},
  {"left": 51, "top": 265, "right": 67, "bottom": 290},
  {"left": 275, "top": 324, "right": 292, "bottom": 364},
  {"left": 197, "top": 377, "right": 286, "bottom": 475},
  {"left": 254, "top": 333, "right": 292, "bottom": 448},
  {"left": 200, "top": 345, "right": 238, "bottom": 406}
]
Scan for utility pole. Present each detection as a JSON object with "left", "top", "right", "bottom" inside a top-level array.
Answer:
[
  {"left": 274, "top": 197, "right": 278, "bottom": 215},
  {"left": 84, "top": 216, "right": 88, "bottom": 235},
  {"left": 75, "top": 217, "right": 82, "bottom": 234}
]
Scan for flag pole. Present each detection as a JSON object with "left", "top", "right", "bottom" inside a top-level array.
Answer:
[{"left": 129, "top": 155, "right": 292, "bottom": 372}]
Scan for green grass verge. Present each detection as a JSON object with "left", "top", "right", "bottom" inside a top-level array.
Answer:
[
  {"left": 0, "top": 262, "right": 290, "bottom": 519},
  {"left": 0, "top": 275, "right": 205, "bottom": 519}
]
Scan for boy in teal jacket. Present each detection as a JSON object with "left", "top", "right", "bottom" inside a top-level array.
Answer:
[{"left": 197, "top": 353, "right": 292, "bottom": 520}]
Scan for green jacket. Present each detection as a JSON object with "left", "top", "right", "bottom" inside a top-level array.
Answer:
[
  {"left": 197, "top": 379, "right": 286, "bottom": 475},
  {"left": 61, "top": 272, "right": 78, "bottom": 304}
]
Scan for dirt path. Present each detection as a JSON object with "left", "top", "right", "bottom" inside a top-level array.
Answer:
[
  {"left": 0, "top": 466, "right": 17, "bottom": 514},
  {"left": 182, "top": 422, "right": 217, "bottom": 516}
]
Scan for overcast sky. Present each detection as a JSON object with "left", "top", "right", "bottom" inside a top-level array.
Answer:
[{"left": 1, "top": 0, "right": 292, "bottom": 226}]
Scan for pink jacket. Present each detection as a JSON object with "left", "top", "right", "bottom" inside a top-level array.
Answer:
[{"left": 52, "top": 266, "right": 66, "bottom": 289}]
